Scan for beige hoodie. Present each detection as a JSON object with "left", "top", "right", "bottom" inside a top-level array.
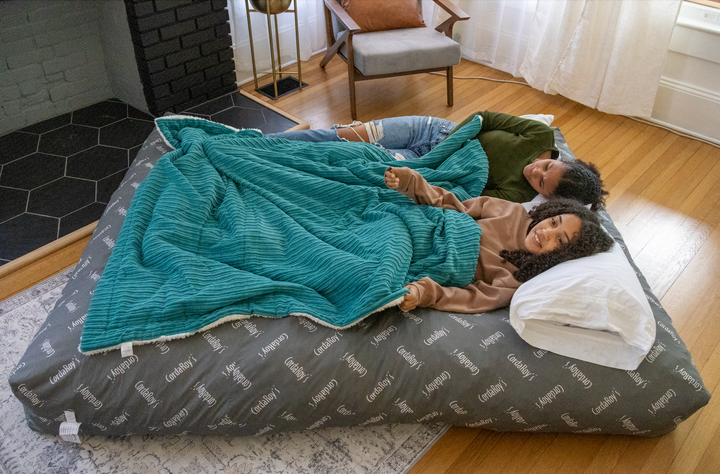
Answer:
[{"left": 389, "top": 167, "right": 533, "bottom": 313}]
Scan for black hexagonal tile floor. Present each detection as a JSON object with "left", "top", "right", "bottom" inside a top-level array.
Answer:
[
  {"left": 0, "top": 132, "right": 38, "bottom": 164},
  {"left": 39, "top": 124, "right": 98, "bottom": 156},
  {"left": 0, "top": 187, "right": 28, "bottom": 222},
  {"left": 228, "top": 91, "right": 297, "bottom": 132},
  {"left": 129, "top": 144, "right": 142, "bottom": 164},
  {"left": 0, "top": 213, "right": 58, "bottom": 261},
  {"left": 129, "top": 105, "right": 155, "bottom": 121},
  {"left": 67, "top": 146, "right": 129, "bottom": 181},
  {"left": 0, "top": 92, "right": 301, "bottom": 266},
  {"left": 232, "top": 91, "right": 265, "bottom": 109},
  {"left": 100, "top": 118, "right": 156, "bottom": 149},
  {"left": 59, "top": 202, "right": 107, "bottom": 238},
  {"left": 211, "top": 107, "right": 268, "bottom": 130},
  {"left": 0, "top": 100, "right": 158, "bottom": 265},
  {"left": 0, "top": 153, "right": 66, "bottom": 190},
  {"left": 185, "top": 94, "right": 235, "bottom": 116},
  {"left": 263, "top": 110, "right": 300, "bottom": 133},
  {"left": 73, "top": 100, "right": 129, "bottom": 128},
  {"left": 97, "top": 168, "right": 129, "bottom": 203},
  {"left": 184, "top": 91, "right": 297, "bottom": 133},
  {"left": 28, "top": 177, "right": 96, "bottom": 218},
  {"left": 20, "top": 113, "right": 71, "bottom": 134}
]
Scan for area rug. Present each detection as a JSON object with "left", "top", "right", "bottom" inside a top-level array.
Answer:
[{"left": 0, "top": 268, "right": 448, "bottom": 474}]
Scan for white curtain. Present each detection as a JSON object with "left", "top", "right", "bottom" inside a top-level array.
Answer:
[
  {"left": 228, "top": 0, "right": 327, "bottom": 85},
  {"left": 519, "top": 0, "right": 682, "bottom": 117},
  {"left": 437, "top": 0, "right": 538, "bottom": 77}
]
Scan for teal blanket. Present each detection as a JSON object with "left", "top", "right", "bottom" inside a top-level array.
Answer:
[{"left": 80, "top": 116, "right": 488, "bottom": 354}]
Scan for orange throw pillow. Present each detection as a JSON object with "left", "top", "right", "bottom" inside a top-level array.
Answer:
[{"left": 341, "top": 0, "right": 426, "bottom": 33}]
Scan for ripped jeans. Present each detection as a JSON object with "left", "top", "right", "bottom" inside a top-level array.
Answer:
[{"left": 265, "top": 116, "right": 457, "bottom": 160}]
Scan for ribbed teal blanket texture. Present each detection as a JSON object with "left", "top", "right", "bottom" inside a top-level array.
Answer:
[{"left": 80, "top": 116, "right": 488, "bottom": 353}]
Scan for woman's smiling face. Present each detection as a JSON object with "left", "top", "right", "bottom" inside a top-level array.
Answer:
[
  {"left": 523, "top": 159, "right": 567, "bottom": 196},
  {"left": 524, "top": 213, "right": 581, "bottom": 254}
]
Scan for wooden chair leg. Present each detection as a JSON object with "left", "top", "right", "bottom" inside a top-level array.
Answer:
[
  {"left": 320, "top": 34, "right": 345, "bottom": 69},
  {"left": 347, "top": 37, "right": 357, "bottom": 120},
  {"left": 323, "top": 4, "right": 334, "bottom": 48},
  {"left": 349, "top": 68, "right": 357, "bottom": 121},
  {"left": 447, "top": 66, "right": 454, "bottom": 106}
]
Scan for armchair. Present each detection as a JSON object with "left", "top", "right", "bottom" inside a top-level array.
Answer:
[{"left": 320, "top": 0, "right": 469, "bottom": 120}]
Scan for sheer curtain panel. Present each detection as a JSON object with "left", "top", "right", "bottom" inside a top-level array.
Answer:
[
  {"left": 435, "top": 0, "right": 538, "bottom": 77},
  {"left": 519, "top": 0, "right": 682, "bottom": 117}
]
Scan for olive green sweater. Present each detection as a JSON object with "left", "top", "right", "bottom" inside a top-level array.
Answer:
[{"left": 448, "top": 111, "right": 559, "bottom": 203}]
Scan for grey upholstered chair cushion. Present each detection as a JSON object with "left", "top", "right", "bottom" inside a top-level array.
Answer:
[{"left": 339, "top": 27, "right": 462, "bottom": 76}]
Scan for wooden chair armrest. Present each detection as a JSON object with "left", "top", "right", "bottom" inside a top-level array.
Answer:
[
  {"left": 433, "top": 0, "right": 470, "bottom": 21},
  {"left": 320, "top": 0, "right": 361, "bottom": 69},
  {"left": 432, "top": 0, "right": 469, "bottom": 37},
  {"left": 323, "top": 0, "right": 362, "bottom": 34}
]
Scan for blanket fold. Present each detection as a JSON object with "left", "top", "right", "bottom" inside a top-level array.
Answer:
[{"left": 80, "top": 116, "right": 488, "bottom": 354}]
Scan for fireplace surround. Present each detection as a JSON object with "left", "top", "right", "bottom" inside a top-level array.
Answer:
[
  {"left": 123, "top": 0, "right": 238, "bottom": 115},
  {"left": 0, "top": 1, "right": 309, "bottom": 268},
  {"left": 0, "top": 0, "right": 238, "bottom": 136}
]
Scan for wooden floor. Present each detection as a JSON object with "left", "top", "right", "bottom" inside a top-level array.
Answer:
[{"left": 240, "top": 56, "right": 720, "bottom": 474}]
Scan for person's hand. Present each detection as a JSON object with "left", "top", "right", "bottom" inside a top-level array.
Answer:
[
  {"left": 384, "top": 168, "right": 400, "bottom": 190},
  {"left": 400, "top": 285, "right": 419, "bottom": 311}
]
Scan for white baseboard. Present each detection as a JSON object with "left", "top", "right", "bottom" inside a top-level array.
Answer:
[
  {"left": 631, "top": 115, "right": 720, "bottom": 147},
  {"left": 650, "top": 77, "right": 720, "bottom": 145}
]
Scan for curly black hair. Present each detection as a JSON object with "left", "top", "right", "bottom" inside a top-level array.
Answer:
[
  {"left": 553, "top": 159, "right": 609, "bottom": 212},
  {"left": 500, "top": 197, "right": 614, "bottom": 282}
]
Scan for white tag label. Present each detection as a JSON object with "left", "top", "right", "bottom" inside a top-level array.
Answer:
[
  {"left": 60, "top": 411, "right": 81, "bottom": 443},
  {"left": 121, "top": 342, "right": 133, "bottom": 357},
  {"left": 59, "top": 422, "right": 81, "bottom": 443}
]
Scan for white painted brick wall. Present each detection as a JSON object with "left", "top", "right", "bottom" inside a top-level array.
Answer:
[{"left": 0, "top": 0, "right": 114, "bottom": 136}]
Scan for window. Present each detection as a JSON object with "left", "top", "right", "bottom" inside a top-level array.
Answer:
[{"left": 685, "top": 0, "right": 720, "bottom": 9}]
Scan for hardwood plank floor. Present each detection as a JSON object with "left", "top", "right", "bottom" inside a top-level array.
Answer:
[{"left": 240, "top": 55, "right": 720, "bottom": 474}]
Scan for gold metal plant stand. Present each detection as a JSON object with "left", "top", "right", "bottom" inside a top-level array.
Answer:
[{"left": 245, "top": 0, "right": 303, "bottom": 99}]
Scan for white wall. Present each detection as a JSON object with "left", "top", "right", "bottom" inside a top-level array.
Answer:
[
  {"left": 651, "top": 1, "right": 720, "bottom": 143},
  {"left": 96, "top": 0, "right": 148, "bottom": 115},
  {"left": 0, "top": 0, "right": 114, "bottom": 135}
]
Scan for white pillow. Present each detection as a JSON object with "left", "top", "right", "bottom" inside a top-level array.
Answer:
[
  {"left": 521, "top": 194, "right": 545, "bottom": 212},
  {"left": 509, "top": 239, "right": 656, "bottom": 370},
  {"left": 519, "top": 114, "right": 554, "bottom": 126}
]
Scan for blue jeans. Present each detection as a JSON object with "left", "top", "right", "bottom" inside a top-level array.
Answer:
[{"left": 266, "top": 116, "right": 457, "bottom": 160}]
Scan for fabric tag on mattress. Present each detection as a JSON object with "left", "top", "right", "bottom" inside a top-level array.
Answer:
[
  {"left": 121, "top": 342, "right": 134, "bottom": 357},
  {"left": 60, "top": 411, "right": 81, "bottom": 443}
]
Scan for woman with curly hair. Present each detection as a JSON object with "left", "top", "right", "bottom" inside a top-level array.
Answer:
[{"left": 384, "top": 167, "right": 614, "bottom": 313}]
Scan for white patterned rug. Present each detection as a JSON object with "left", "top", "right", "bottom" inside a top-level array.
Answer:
[{"left": 0, "top": 268, "right": 447, "bottom": 474}]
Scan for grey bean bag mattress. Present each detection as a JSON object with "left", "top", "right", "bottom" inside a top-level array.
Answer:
[{"left": 9, "top": 123, "right": 710, "bottom": 439}]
